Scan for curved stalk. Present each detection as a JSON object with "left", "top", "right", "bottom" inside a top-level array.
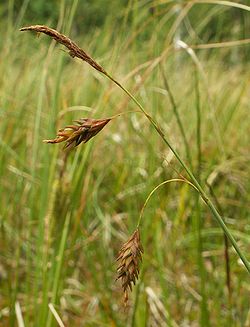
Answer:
[
  {"left": 20, "top": 24, "right": 250, "bottom": 273},
  {"left": 105, "top": 73, "right": 250, "bottom": 274},
  {"left": 137, "top": 178, "right": 199, "bottom": 228}
]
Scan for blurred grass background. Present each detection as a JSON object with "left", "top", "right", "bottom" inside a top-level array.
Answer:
[{"left": 0, "top": 0, "right": 250, "bottom": 326}]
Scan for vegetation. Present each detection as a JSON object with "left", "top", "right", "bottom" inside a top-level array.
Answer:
[{"left": 0, "top": 1, "right": 249, "bottom": 326}]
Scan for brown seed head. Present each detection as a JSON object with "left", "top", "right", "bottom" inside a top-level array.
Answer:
[
  {"left": 20, "top": 25, "right": 107, "bottom": 74},
  {"left": 43, "top": 118, "right": 111, "bottom": 149},
  {"left": 116, "top": 228, "right": 143, "bottom": 306}
]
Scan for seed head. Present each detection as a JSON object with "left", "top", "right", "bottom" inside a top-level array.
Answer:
[
  {"left": 43, "top": 118, "right": 111, "bottom": 149},
  {"left": 116, "top": 228, "right": 143, "bottom": 306},
  {"left": 20, "top": 25, "right": 107, "bottom": 74}
]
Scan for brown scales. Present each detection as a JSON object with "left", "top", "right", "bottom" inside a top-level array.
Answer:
[
  {"left": 116, "top": 229, "right": 143, "bottom": 306},
  {"left": 20, "top": 24, "right": 144, "bottom": 306},
  {"left": 20, "top": 25, "right": 107, "bottom": 74},
  {"left": 43, "top": 118, "right": 111, "bottom": 149}
]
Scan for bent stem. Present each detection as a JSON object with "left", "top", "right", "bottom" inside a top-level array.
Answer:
[
  {"left": 137, "top": 178, "right": 199, "bottom": 228},
  {"left": 105, "top": 73, "right": 250, "bottom": 274},
  {"left": 20, "top": 25, "right": 250, "bottom": 273}
]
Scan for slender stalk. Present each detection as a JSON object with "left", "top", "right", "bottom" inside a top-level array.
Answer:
[
  {"left": 46, "top": 213, "right": 71, "bottom": 327},
  {"left": 207, "top": 185, "right": 232, "bottom": 302},
  {"left": 20, "top": 24, "right": 250, "bottom": 273},
  {"left": 160, "top": 65, "right": 193, "bottom": 168},
  {"left": 194, "top": 69, "right": 210, "bottom": 326},
  {"left": 105, "top": 73, "right": 250, "bottom": 274},
  {"left": 137, "top": 178, "right": 199, "bottom": 228}
]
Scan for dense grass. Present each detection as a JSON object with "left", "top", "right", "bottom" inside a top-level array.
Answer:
[{"left": 0, "top": 1, "right": 250, "bottom": 326}]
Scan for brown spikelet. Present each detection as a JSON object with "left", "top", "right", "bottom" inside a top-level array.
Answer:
[
  {"left": 43, "top": 118, "right": 111, "bottom": 149},
  {"left": 116, "top": 228, "right": 143, "bottom": 306},
  {"left": 20, "top": 25, "right": 107, "bottom": 74}
]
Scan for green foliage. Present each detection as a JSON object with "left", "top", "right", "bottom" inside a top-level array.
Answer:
[
  {"left": 0, "top": 0, "right": 128, "bottom": 30},
  {"left": 0, "top": 0, "right": 250, "bottom": 326}
]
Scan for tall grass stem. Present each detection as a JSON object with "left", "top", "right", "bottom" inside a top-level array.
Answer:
[
  {"left": 194, "top": 69, "right": 210, "bottom": 326},
  {"left": 46, "top": 213, "right": 71, "bottom": 327},
  {"left": 105, "top": 73, "right": 250, "bottom": 274},
  {"left": 160, "top": 65, "right": 193, "bottom": 168}
]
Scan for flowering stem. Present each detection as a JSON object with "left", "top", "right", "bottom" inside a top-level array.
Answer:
[
  {"left": 105, "top": 73, "right": 250, "bottom": 274},
  {"left": 20, "top": 25, "right": 249, "bottom": 273}
]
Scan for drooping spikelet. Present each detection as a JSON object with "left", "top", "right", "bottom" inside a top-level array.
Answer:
[
  {"left": 116, "top": 228, "right": 143, "bottom": 306},
  {"left": 43, "top": 118, "right": 111, "bottom": 149},
  {"left": 20, "top": 25, "right": 107, "bottom": 74}
]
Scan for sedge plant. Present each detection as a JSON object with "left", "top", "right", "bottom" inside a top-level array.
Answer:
[{"left": 19, "top": 24, "right": 250, "bottom": 308}]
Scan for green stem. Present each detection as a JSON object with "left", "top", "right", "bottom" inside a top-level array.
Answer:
[
  {"left": 194, "top": 67, "right": 210, "bottom": 326},
  {"left": 137, "top": 178, "right": 198, "bottom": 228},
  {"left": 160, "top": 65, "right": 193, "bottom": 168},
  {"left": 46, "top": 213, "right": 70, "bottom": 327},
  {"left": 105, "top": 73, "right": 250, "bottom": 274}
]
